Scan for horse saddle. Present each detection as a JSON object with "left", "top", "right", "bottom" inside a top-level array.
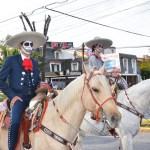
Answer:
[
  {"left": 22, "top": 99, "right": 48, "bottom": 149},
  {"left": 0, "top": 99, "right": 48, "bottom": 149},
  {"left": 0, "top": 99, "right": 10, "bottom": 129}
]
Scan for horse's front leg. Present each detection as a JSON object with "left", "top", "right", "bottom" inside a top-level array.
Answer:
[{"left": 121, "top": 134, "right": 133, "bottom": 150}]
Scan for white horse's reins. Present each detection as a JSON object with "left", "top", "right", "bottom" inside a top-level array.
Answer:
[{"left": 111, "top": 77, "right": 144, "bottom": 122}]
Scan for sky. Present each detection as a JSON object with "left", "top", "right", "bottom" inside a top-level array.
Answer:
[{"left": 0, "top": 0, "right": 150, "bottom": 57}]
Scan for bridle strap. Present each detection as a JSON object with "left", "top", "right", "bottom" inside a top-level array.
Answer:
[
  {"left": 116, "top": 101, "right": 143, "bottom": 125},
  {"left": 86, "top": 82, "right": 114, "bottom": 107},
  {"left": 101, "top": 96, "right": 115, "bottom": 107},
  {"left": 40, "top": 124, "right": 71, "bottom": 146},
  {"left": 81, "top": 73, "right": 115, "bottom": 121},
  {"left": 118, "top": 77, "right": 144, "bottom": 122}
]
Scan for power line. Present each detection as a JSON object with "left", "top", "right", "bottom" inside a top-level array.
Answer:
[
  {"left": 43, "top": 1, "right": 150, "bottom": 37},
  {"left": 51, "top": 0, "right": 150, "bottom": 21},
  {"left": 34, "top": 1, "right": 149, "bottom": 38},
  {"left": 44, "top": 7, "right": 150, "bottom": 38},
  {"left": 29, "top": 0, "right": 70, "bottom": 15},
  {"left": 95, "top": 1, "right": 150, "bottom": 20},
  {"left": 0, "top": 15, "right": 19, "bottom": 24},
  {"left": 0, "top": 0, "right": 71, "bottom": 24},
  {"left": 116, "top": 45, "right": 150, "bottom": 49},
  {"left": 48, "top": 0, "right": 109, "bottom": 21},
  {"left": 42, "top": 1, "right": 150, "bottom": 35},
  {"left": 0, "top": 0, "right": 150, "bottom": 39}
]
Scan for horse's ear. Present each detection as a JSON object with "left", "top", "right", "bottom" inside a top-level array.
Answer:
[{"left": 99, "top": 65, "right": 106, "bottom": 74}]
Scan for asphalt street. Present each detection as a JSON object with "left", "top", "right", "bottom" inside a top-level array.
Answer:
[{"left": 82, "top": 132, "right": 150, "bottom": 150}]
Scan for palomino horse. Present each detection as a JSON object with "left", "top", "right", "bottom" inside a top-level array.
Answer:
[
  {"left": 0, "top": 68, "right": 121, "bottom": 150},
  {"left": 79, "top": 79, "right": 150, "bottom": 150}
]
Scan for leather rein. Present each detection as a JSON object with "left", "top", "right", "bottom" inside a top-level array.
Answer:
[
  {"left": 112, "top": 77, "right": 144, "bottom": 122},
  {"left": 116, "top": 89, "right": 144, "bottom": 123}
]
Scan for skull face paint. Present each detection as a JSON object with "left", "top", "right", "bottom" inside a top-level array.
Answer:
[{"left": 20, "top": 41, "right": 33, "bottom": 56}]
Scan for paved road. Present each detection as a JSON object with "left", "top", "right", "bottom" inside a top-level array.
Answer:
[{"left": 82, "top": 132, "right": 150, "bottom": 150}]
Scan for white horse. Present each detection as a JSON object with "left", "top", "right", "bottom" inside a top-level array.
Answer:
[
  {"left": 79, "top": 79, "right": 150, "bottom": 150},
  {"left": 0, "top": 68, "right": 121, "bottom": 150}
]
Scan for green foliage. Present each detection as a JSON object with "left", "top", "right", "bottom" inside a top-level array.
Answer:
[
  {"left": 0, "top": 92, "right": 7, "bottom": 102},
  {"left": 31, "top": 49, "right": 43, "bottom": 70},
  {"left": 0, "top": 45, "right": 44, "bottom": 71},
  {"left": 138, "top": 59, "right": 150, "bottom": 79},
  {"left": 0, "top": 45, "right": 19, "bottom": 66}
]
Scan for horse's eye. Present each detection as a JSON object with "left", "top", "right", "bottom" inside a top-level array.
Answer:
[{"left": 92, "top": 87, "right": 99, "bottom": 93}]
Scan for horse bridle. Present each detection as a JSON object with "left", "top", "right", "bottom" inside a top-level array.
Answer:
[
  {"left": 110, "top": 77, "right": 144, "bottom": 122},
  {"left": 81, "top": 71, "right": 115, "bottom": 121}
]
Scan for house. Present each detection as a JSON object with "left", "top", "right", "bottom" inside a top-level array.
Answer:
[
  {"left": 44, "top": 42, "right": 84, "bottom": 89},
  {"left": 43, "top": 42, "right": 141, "bottom": 88}
]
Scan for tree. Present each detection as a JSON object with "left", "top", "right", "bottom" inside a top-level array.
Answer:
[
  {"left": 0, "top": 45, "right": 19, "bottom": 67},
  {"left": 138, "top": 59, "right": 150, "bottom": 79},
  {"left": 0, "top": 45, "right": 42, "bottom": 66}
]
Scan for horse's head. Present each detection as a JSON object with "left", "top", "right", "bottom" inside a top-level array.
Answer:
[{"left": 82, "top": 66, "right": 121, "bottom": 128}]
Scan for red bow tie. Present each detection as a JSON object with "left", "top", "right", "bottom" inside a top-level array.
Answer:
[{"left": 22, "top": 58, "right": 33, "bottom": 72}]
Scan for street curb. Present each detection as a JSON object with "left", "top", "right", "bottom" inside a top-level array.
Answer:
[{"left": 140, "top": 127, "right": 150, "bottom": 132}]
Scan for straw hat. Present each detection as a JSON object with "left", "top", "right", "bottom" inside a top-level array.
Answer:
[
  {"left": 85, "top": 37, "right": 113, "bottom": 49},
  {"left": 5, "top": 31, "right": 46, "bottom": 49}
]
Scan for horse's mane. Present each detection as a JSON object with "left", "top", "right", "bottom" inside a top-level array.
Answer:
[{"left": 52, "top": 74, "right": 85, "bottom": 113}]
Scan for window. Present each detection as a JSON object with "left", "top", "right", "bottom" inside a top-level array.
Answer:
[
  {"left": 122, "top": 58, "right": 128, "bottom": 74},
  {"left": 50, "top": 63, "right": 61, "bottom": 72},
  {"left": 131, "top": 59, "right": 137, "bottom": 73},
  {"left": 54, "top": 51, "right": 60, "bottom": 59},
  {"left": 71, "top": 62, "right": 79, "bottom": 71}
]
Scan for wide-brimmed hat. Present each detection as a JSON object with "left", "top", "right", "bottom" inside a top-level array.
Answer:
[
  {"left": 85, "top": 37, "right": 113, "bottom": 49},
  {"left": 5, "top": 31, "right": 46, "bottom": 49}
]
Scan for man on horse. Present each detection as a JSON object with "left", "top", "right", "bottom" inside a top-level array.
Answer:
[{"left": 0, "top": 31, "right": 46, "bottom": 150}]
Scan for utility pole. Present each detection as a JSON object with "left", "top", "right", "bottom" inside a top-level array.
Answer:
[
  {"left": 41, "top": 15, "right": 51, "bottom": 81},
  {"left": 82, "top": 43, "right": 85, "bottom": 73},
  {"left": 19, "top": 13, "right": 51, "bottom": 81}
]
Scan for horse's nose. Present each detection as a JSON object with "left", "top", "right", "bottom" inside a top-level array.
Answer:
[{"left": 110, "top": 113, "right": 121, "bottom": 128}]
